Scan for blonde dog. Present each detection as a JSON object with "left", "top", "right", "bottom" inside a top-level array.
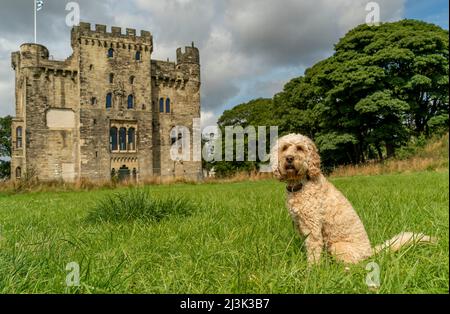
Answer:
[{"left": 272, "top": 133, "right": 435, "bottom": 264}]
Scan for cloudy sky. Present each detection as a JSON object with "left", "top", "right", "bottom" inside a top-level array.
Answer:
[{"left": 0, "top": 0, "right": 448, "bottom": 128}]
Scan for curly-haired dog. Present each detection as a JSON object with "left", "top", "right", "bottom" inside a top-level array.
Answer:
[{"left": 272, "top": 133, "right": 435, "bottom": 264}]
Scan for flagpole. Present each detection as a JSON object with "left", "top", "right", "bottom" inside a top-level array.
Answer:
[{"left": 34, "top": 0, "right": 37, "bottom": 43}]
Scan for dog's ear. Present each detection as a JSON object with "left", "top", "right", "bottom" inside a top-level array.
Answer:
[{"left": 307, "top": 140, "right": 321, "bottom": 180}]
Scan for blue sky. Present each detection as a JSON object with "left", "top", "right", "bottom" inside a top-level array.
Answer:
[
  {"left": 0, "top": 0, "right": 448, "bottom": 127},
  {"left": 405, "top": 0, "right": 449, "bottom": 29}
]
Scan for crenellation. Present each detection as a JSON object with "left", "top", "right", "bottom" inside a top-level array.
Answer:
[
  {"left": 126, "top": 28, "right": 136, "bottom": 36},
  {"left": 95, "top": 24, "right": 106, "bottom": 33},
  {"left": 71, "top": 22, "right": 153, "bottom": 48},
  {"left": 79, "top": 22, "right": 91, "bottom": 31},
  {"left": 111, "top": 26, "right": 122, "bottom": 35},
  {"left": 176, "top": 45, "right": 200, "bottom": 65}
]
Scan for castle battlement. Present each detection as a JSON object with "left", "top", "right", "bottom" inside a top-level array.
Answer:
[
  {"left": 12, "top": 43, "right": 77, "bottom": 75},
  {"left": 72, "top": 22, "right": 153, "bottom": 49},
  {"left": 176, "top": 44, "right": 200, "bottom": 64}
]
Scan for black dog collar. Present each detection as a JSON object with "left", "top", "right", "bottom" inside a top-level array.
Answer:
[{"left": 286, "top": 183, "right": 303, "bottom": 193}]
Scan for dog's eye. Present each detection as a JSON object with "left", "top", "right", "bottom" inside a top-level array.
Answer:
[
  {"left": 281, "top": 145, "right": 289, "bottom": 152},
  {"left": 296, "top": 145, "right": 304, "bottom": 151}
]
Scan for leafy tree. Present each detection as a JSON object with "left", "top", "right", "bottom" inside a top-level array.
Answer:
[
  {"left": 211, "top": 98, "right": 274, "bottom": 177},
  {"left": 274, "top": 20, "right": 448, "bottom": 167},
  {"left": 0, "top": 115, "right": 12, "bottom": 179},
  {"left": 0, "top": 160, "right": 10, "bottom": 179},
  {"left": 0, "top": 115, "right": 12, "bottom": 157}
]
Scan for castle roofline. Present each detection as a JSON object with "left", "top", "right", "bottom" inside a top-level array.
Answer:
[
  {"left": 73, "top": 22, "right": 152, "bottom": 43},
  {"left": 20, "top": 43, "right": 48, "bottom": 50}
]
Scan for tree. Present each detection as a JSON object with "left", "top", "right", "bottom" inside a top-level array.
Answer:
[
  {"left": 212, "top": 98, "right": 274, "bottom": 177},
  {"left": 0, "top": 115, "right": 12, "bottom": 179},
  {"left": 274, "top": 19, "right": 448, "bottom": 167}
]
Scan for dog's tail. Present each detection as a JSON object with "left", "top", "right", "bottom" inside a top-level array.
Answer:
[{"left": 373, "top": 232, "right": 437, "bottom": 255}]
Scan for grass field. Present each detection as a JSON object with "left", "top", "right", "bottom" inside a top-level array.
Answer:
[{"left": 0, "top": 171, "right": 448, "bottom": 294}]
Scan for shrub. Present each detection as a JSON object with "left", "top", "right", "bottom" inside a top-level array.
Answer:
[{"left": 86, "top": 188, "right": 196, "bottom": 223}]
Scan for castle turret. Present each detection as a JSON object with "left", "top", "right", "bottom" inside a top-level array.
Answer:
[
  {"left": 176, "top": 43, "right": 200, "bottom": 64},
  {"left": 176, "top": 43, "right": 200, "bottom": 83},
  {"left": 18, "top": 43, "right": 49, "bottom": 68}
]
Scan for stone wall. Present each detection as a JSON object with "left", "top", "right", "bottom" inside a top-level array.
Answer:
[{"left": 11, "top": 23, "right": 203, "bottom": 182}]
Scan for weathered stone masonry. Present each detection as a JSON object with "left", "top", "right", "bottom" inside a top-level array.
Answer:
[{"left": 11, "top": 22, "right": 202, "bottom": 182}]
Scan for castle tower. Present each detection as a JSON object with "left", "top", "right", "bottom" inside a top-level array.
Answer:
[
  {"left": 71, "top": 22, "right": 154, "bottom": 181},
  {"left": 151, "top": 43, "right": 202, "bottom": 180},
  {"left": 11, "top": 22, "right": 202, "bottom": 183}
]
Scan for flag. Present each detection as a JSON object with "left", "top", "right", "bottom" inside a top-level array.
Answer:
[{"left": 36, "top": 0, "right": 44, "bottom": 12}]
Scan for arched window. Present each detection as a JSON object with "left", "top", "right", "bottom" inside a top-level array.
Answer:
[
  {"left": 111, "top": 168, "right": 116, "bottom": 178},
  {"left": 106, "top": 93, "right": 112, "bottom": 109},
  {"left": 91, "top": 97, "right": 97, "bottom": 105},
  {"left": 110, "top": 127, "right": 118, "bottom": 151},
  {"left": 130, "top": 76, "right": 135, "bottom": 85},
  {"left": 119, "top": 127, "right": 127, "bottom": 151},
  {"left": 135, "top": 51, "right": 141, "bottom": 61},
  {"left": 108, "top": 48, "right": 114, "bottom": 58},
  {"left": 128, "top": 128, "right": 136, "bottom": 151},
  {"left": 132, "top": 168, "right": 137, "bottom": 180},
  {"left": 16, "top": 167, "right": 21, "bottom": 179},
  {"left": 109, "top": 73, "right": 114, "bottom": 83},
  {"left": 127, "top": 95, "right": 134, "bottom": 109},
  {"left": 166, "top": 98, "right": 171, "bottom": 113},
  {"left": 159, "top": 98, "right": 165, "bottom": 113},
  {"left": 16, "top": 127, "right": 23, "bottom": 149}
]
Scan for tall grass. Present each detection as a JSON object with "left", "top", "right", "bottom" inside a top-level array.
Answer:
[
  {"left": 86, "top": 188, "right": 197, "bottom": 223},
  {"left": 331, "top": 133, "right": 449, "bottom": 177}
]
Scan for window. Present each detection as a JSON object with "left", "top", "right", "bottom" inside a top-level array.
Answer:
[
  {"left": 89, "top": 64, "right": 94, "bottom": 71},
  {"left": 111, "top": 168, "right": 116, "bottom": 178},
  {"left": 130, "top": 76, "right": 135, "bottom": 85},
  {"left": 106, "top": 93, "right": 112, "bottom": 109},
  {"left": 16, "top": 167, "right": 21, "bottom": 179},
  {"left": 108, "top": 48, "right": 114, "bottom": 58},
  {"left": 16, "top": 127, "right": 23, "bottom": 149},
  {"left": 166, "top": 98, "right": 171, "bottom": 113},
  {"left": 127, "top": 95, "right": 134, "bottom": 109},
  {"left": 91, "top": 97, "right": 97, "bottom": 105},
  {"left": 128, "top": 128, "right": 136, "bottom": 151},
  {"left": 110, "top": 127, "right": 118, "bottom": 151},
  {"left": 135, "top": 51, "right": 141, "bottom": 61},
  {"left": 119, "top": 127, "right": 127, "bottom": 151},
  {"left": 109, "top": 73, "right": 114, "bottom": 84},
  {"left": 159, "top": 98, "right": 164, "bottom": 113},
  {"left": 132, "top": 168, "right": 137, "bottom": 180}
]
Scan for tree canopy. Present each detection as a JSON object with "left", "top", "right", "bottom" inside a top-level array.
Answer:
[
  {"left": 214, "top": 20, "right": 449, "bottom": 174},
  {"left": 0, "top": 115, "right": 12, "bottom": 179}
]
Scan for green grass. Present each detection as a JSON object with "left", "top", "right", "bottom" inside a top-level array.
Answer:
[
  {"left": 0, "top": 171, "right": 448, "bottom": 294},
  {"left": 86, "top": 188, "right": 197, "bottom": 224}
]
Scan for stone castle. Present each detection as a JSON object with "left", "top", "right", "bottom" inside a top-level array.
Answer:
[{"left": 10, "top": 22, "right": 202, "bottom": 182}]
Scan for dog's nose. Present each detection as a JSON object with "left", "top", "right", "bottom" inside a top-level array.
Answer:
[{"left": 286, "top": 156, "right": 294, "bottom": 164}]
